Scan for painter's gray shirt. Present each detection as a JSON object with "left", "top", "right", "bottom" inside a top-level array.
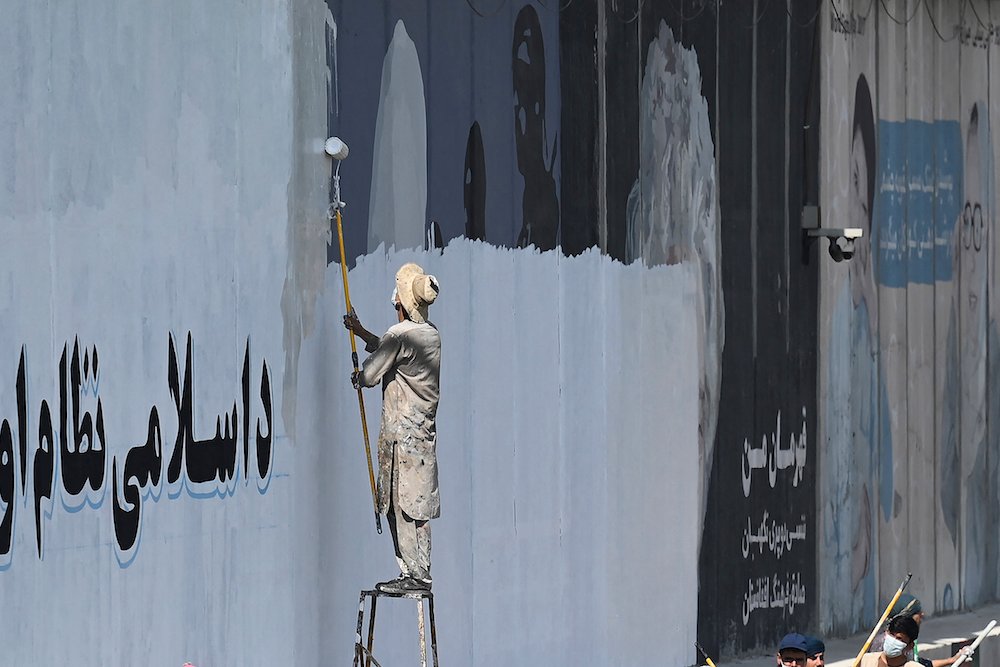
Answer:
[{"left": 361, "top": 319, "right": 441, "bottom": 520}]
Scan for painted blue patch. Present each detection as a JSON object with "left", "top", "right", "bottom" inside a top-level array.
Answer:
[{"left": 876, "top": 120, "right": 962, "bottom": 286}]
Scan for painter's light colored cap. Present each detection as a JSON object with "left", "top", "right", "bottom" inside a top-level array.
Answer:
[{"left": 395, "top": 262, "right": 439, "bottom": 324}]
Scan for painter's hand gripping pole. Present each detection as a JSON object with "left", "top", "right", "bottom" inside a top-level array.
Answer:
[
  {"left": 951, "top": 619, "right": 997, "bottom": 667},
  {"left": 851, "top": 572, "right": 912, "bottom": 667},
  {"left": 328, "top": 140, "right": 381, "bottom": 535}
]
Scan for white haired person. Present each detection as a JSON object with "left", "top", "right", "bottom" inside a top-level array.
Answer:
[{"left": 344, "top": 263, "right": 441, "bottom": 594}]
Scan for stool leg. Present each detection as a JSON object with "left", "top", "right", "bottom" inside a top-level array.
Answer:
[
  {"left": 366, "top": 595, "right": 378, "bottom": 667},
  {"left": 354, "top": 591, "right": 366, "bottom": 667},
  {"left": 418, "top": 599, "right": 428, "bottom": 667},
  {"left": 427, "top": 594, "right": 440, "bottom": 667}
]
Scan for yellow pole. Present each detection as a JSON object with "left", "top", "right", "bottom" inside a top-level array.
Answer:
[
  {"left": 852, "top": 573, "right": 912, "bottom": 667},
  {"left": 696, "top": 643, "right": 718, "bottom": 667},
  {"left": 335, "top": 207, "right": 382, "bottom": 534}
]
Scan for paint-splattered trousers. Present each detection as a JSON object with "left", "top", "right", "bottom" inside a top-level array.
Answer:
[{"left": 388, "top": 494, "right": 432, "bottom": 583}]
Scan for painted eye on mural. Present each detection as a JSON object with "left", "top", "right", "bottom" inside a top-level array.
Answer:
[
  {"left": 963, "top": 202, "right": 984, "bottom": 252},
  {"left": 973, "top": 203, "right": 984, "bottom": 251}
]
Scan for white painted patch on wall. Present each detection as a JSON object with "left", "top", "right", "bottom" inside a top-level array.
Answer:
[{"left": 302, "top": 239, "right": 701, "bottom": 666}]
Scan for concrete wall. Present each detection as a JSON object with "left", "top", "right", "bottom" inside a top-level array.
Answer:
[
  {"left": 819, "top": 0, "right": 1000, "bottom": 636},
  {"left": 0, "top": 1, "right": 705, "bottom": 664},
  {"left": 0, "top": 1, "right": 305, "bottom": 664},
  {"left": 19, "top": 0, "right": 995, "bottom": 662}
]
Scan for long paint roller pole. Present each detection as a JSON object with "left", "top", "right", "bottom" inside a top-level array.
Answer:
[
  {"left": 851, "top": 572, "right": 912, "bottom": 667},
  {"left": 951, "top": 619, "right": 997, "bottom": 667},
  {"left": 335, "top": 205, "right": 381, "bottom": 534},
  {"left": 327, "top": 140, "right": 381, "bottom": 535}
]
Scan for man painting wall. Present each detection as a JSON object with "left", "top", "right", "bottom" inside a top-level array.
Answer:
[{"left": 344, "top": 263, "right": 442, "bottom": 594}]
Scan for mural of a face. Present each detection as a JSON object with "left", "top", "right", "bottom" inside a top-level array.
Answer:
[
  {"left": 848, "top": 74, "right": 876, "bottom": 312},
  {"left": 953, "top": 99, "right": 997, "bottom": 608},
  {"left": 959, "top": 104, "right": 988, "bottom": 374},
  {"left": 956, "top": 102, "right": 991, "bottom": 505},
  {"left": 625, "top": 22, "right": 724, "bottom": 525}
]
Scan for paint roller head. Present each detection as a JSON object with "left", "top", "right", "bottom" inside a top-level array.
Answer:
[{"left": 325, "top": 136, "right": 350, "bottom": 160}]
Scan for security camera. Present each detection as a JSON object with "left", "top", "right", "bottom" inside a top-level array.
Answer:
[
  {"left": 828, "top": 235, "right": 855, "bottom": 262},
  {"left": 805, "top": 225, "right": 862, "bottom": 262},
  {"left": 801, "top": 205, "right": 863, "bottom": 262}
]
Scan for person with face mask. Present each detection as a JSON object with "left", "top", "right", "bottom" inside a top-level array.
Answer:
[
  {"left": 860, "top": 615, "right": 922, "bottom": 667},
  {"left": 869, "top": 596, "right": 923, "bottom": 660},
  {"left": 868, "top": 595, "right": 974, "bottom": 667}
]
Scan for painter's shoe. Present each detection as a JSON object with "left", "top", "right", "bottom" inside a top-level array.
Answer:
[
  {"left": 396, "top": 577, "right": 430, "bottom": 593},
  {"left": 377, "top": 576, "right": 430, "bottom": 594},
  {"left": 375, "top": 576, "right": 408, "bottom": 594}
]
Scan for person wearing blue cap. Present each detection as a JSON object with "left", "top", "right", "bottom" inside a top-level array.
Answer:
[
  {"left": 776, "top": 633, "right": 809, "bottom": 666},
  {"left": 803, "top": 636, "right": 825, "bottom": 667}
]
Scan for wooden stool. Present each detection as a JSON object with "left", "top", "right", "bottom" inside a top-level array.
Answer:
[{"left": 353, "top": 588, "right": 439, "bottom": 667}]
